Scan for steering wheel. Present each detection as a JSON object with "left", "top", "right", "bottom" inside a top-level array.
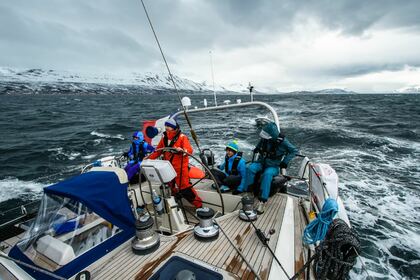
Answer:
[{"left": 144, "top": 147, "right": 225, "bottom": 215}]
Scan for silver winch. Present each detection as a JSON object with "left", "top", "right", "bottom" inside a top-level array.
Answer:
[
  {"left": 193, "top": 207, "right": 219, "bottom": 241},
  {"left": 239, "top": 196, "right": 258, "bottom": 221},
  {"left": 131, "top": 214, "right": 160, "bottom": 255}
]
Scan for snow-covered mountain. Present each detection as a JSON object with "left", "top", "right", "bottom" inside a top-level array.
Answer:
[
  {"left": 0, "top": 67, "right": 215, "bottom": 92},
  {"left": 394, "top": 85, "right": 420, "bottom": 93},
  {"left": 289, "top": 88, "right": 356, "bottom": 94},
  {"left": 0, "top": 67, "right": 362, "bottom": 95}
]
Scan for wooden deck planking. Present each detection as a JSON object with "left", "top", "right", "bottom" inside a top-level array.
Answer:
[
  {"left": 217, "top": 197, "right": 276, "bottom": 271},
  {"left": 90, "top": 235, "right": 177, "bottom": 279},
  {"left": 231, "top": 196, "right": 282, "bottom": 277},
  {"left": 294, "top": 198, "right": 306, "bottom": 280},
  {"left": 253, "top": 195, "right": 287, "bottom": 279},
  {"left": 202, "top": 217, "right": 244, "bottom": 264},
  {"left": 175, "top": 194, "right": 287, "bottom": 279},
  {"left": 86, "top": 194, "right": 312, "bottom": 280}
]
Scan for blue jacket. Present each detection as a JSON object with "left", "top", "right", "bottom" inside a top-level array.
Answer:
[
  {"left": 218, "top": 153, "right": 247, "bottom": 191},
  {"left": 127, "top": 140, "right": 155, "bottom": 164},
  {"left": 255, "top": 122, "right": 298, "bottom": 167}
]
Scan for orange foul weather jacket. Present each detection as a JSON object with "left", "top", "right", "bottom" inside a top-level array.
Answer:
[{"left": 148, "top": 130, "right": 192, "bottom": 191}]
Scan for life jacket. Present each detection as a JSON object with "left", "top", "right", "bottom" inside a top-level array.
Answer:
[
  {"left": 162, "top": 130, "right": 182, "bottom": 162},
  {"left": 131, "top": 141, "right": 146, "bottom": 162},
  {"left": 163, "top": 130, "right": 181, "bottom": 148},
  {"left": 224, "top": 152, "right": 243, "bottom": 175},
  {"left": 257, "top": 133, "right": 285, "bottom": 160}
]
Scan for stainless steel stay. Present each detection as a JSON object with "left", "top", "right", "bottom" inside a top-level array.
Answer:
[{"left": 172, "top": 101, "right": 280, "bottom": 129}]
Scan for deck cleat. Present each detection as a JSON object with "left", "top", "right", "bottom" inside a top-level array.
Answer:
[
  {"left": 132, "top": 214, "right": 160, "bottom": 255},
  {"left": 194, "top": 207, "right": 219, "bottom": 241},
  {"left": 239, "top": 196, "right": 258, "bottom": 221}
]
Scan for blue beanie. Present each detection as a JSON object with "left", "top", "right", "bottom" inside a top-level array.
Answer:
[
  {"left": 164, "top": 118, "right": 178, "bottom": 129},
  {"left": 226, "top": 140, "right": 239, "bottom": 152}
]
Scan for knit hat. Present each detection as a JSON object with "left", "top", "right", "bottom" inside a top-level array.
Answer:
[
  {"left": 164, "top": 118, "right": 178, "bottom": 129},
  {"left": 226, "top": 140, "right": 239, "bottom": 152}
]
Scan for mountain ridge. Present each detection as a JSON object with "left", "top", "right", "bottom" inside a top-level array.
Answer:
[{"left": 0, "top": 67, "right": 362, "bottom": 94}]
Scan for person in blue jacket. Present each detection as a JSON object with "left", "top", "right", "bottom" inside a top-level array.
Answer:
[
  {"left": 210, "top": 140, "right": 247, "bottom": 193},
  {"left": 245, "top": 122, "right": 298, "bottom": 214},
  {"left": 124, "top": 131, "right": 155, "bottom": 182}
]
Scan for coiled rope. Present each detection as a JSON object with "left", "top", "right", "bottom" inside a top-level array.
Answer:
[
  {"left": 303, "top": 198, "right": 338, "bottom": 245},
  {"left": 314, "top": 218, "right": 361, "bottom": 279},
  {"left": 290, "top": 218, "right": 361, "bottom": 280}
]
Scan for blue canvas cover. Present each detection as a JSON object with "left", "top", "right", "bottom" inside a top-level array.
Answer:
[
  {"left": 44, "top": 171, "right": 135, "bottom": 231},
  {"left": 9, "top": 171, "right": 136, "bottom": 279}
]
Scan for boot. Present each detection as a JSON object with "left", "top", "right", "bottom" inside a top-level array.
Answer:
[{"left": 256, "top": 201, "right": 265, "bottom": 214}]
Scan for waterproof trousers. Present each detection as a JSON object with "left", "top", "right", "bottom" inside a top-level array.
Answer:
[
  {"left": 179, "top": 187, "right": 203, "bottom": 208},
  {"left": 125, "top": 161, "right": 140, "bottom": 181},
  {"left": 209, "top": 168, "right": 242, "bottom": 190},
  {"left": 246, "top": 162, "right": 279, "bottom": 202}
]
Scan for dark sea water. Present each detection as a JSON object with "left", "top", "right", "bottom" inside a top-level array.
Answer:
[{"left": 0, "top": 88, "right": 419, "bottom": 279}]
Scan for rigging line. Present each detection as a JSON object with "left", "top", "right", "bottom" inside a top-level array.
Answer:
[{"left": 139, "top": 0, "right": 201, "bottom": 152}]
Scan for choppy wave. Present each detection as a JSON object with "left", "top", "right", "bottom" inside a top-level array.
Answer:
[
  {"left": 0, "top": 177, "right": 44, "bottom": 203},
  {"left": 0, "top": 92, "right": 419, "bottom": 279},
  {"left": 90, "top": 130, "right": 125, "bottom": 140}
]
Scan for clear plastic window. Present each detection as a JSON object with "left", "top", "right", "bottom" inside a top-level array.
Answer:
[{"left": 16, "top": 193, "right": 120, "bottom": 271}]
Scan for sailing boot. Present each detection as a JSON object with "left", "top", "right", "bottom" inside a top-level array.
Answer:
[{"left": 256, "top": 201, "right": 265, "bottom": 214}]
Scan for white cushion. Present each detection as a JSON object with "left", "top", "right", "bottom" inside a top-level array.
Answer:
[{"left": 36, "top": 235, "right": 75, "bottom": 265}]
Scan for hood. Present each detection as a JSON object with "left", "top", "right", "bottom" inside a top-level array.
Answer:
[{"left": 261, "top": 122, "right": 280, "bottom": 139}]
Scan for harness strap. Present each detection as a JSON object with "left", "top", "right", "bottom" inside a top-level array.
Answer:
[
  {"left": 131, "top": 141, "right": 145, "bottom": 162},
  {"left": 163, "top": 130, "right": 182, "bottom": 163},
  {"left": 224, "top": 152, "right": 242, "bottom": 175}
]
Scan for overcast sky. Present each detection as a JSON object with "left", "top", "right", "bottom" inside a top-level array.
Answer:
[{"left": 1, "top": 0, "right": 420, "bottom": 92}]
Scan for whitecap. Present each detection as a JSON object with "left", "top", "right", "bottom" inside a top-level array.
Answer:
[
  {"left": 90, "top": 130, "right": 125, "bottom": 140},
  {"left": 0, "top": 177, "right": 44, "bottom": 203}
]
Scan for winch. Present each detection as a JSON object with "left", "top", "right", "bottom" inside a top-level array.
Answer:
[
  {"left": 131, "top": 214, "right": 160, "bottom": 255},
  {"left": 193, "top": 207, "right": 219, "bottom": 241},
  {"left": 239, "top": 196, "right": 258, "bottom": 221}
]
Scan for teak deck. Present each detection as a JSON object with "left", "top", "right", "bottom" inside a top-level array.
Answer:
[{"left": 87, "top": 194, "right": 310, "bottom": 280}]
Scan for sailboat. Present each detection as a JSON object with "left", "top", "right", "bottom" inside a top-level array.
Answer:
[
  {"left": 0, "top": 2, "right": 360, "bottom": 279},
  {"left": 0, "top": 95, "right": 360, "bottom": 280}
]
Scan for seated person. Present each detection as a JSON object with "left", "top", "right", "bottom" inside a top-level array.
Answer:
[
  {"left": 210, "top": 141, "right": 246, "bottom": 193},
  {"left": 124, "top": 131, "right": 155, "bottom": 182},
  {"left": 246, "top": 122, "right": 298, "bottom": 214}
]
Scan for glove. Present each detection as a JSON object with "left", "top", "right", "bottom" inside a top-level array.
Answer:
[
  {"left": 279, "top": 162, "right": 287, "bottom": 169},
  {"left": 123, "top": 152, "right": 129, "bottom": 157},
  {"left": 253, "top": 147, "right": 259, "bottom": 154}
]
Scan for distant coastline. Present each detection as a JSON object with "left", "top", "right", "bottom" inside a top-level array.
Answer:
[{"left": 1, "top": 67, "right": 418, "bottom": 95}]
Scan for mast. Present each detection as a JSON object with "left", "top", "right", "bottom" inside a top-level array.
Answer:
[{"left": 209, "top": 50, "right": 217, "bottom": 106}]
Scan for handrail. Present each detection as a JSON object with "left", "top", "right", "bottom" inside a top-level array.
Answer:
[{"left": 172, "top": 101, "right": 280, "bottom": 129}]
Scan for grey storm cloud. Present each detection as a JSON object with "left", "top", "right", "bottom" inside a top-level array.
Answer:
[
  {"left": 311, "top": 62, "right": 420, "bottom": 78},
  {"left": 1, "top": 0, "right": 420, "bottom": 83}
]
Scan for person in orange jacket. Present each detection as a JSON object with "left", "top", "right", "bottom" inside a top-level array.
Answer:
[{"left": 148, "top": 118, "right": 203, "bottom": 208}]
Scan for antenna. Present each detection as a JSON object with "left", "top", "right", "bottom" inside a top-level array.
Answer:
[
  {"left": 209, "top": 50, "right": 217, "bottom": 106},
  {"left": 248, "top": 82, "right": 254, "bottom": 102}
]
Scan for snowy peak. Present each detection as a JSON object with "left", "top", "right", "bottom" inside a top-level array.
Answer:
[
  {"left": 0, "top": 67, "right": 215, "bottom": 92},
  {"left": 394, "top": 85, "right": 420, "bottom": 93},
  {"left": 289, "top": 88, "right": 356, "bottom": 94}
]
